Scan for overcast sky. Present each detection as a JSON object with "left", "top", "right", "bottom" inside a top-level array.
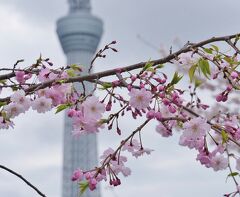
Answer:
[{"left": 0, "top": 0, "right": 240, "bottom": 197}]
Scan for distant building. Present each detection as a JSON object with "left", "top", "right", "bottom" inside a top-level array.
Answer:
[{"left": 56, "top": 0, "right": 103, "bottom": 196}]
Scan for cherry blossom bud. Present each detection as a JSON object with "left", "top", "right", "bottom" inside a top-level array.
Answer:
[
  {"left": 24, "top": 73, "right": 32, "bottom": 80},
  {"left": 106, "top": 102, "right": 112, "bottom": 111},
  {"left": 146, "top": 110, "right": 155, "bottom": 119},
  {"left": 216, "top": 94, "right": 223, "bottom": 102},
  {"left": 158, "top": 86, "right": 165, "bottom": 91},
  {"left": 140, "top": 83, "right": 145, "bottom": 89},
  {"left": 131, "top": 75, "right": 137, "bottom": 82},
  {"left": 212, "top": 73, "right": 218, "bottom": 79},
  {"left": 126, "top": 106, "right": 131, "bottom": 111},
  {"left": 226, "top": 85, "right": 232, "bottom": 92},
  {"left": 108, "top": 124, "right": 113, "bottom": 130},
  {"left": 67, "top": 109, "right": 76, "bottom": 117},
  {"left": 15, "top": 71, "right": 26, "bottom": 84},
  {"left": 222, "top": 94, "right": 228, "bottom": 102},
  {"left": 117, "top": 127, "right": 121, "bottom": 135},
  {"left": 127, "top": 84, "right": 132, "bottom": 91},
  {"left": 112, "top": 178, "right": 121, "bottom": 186},
  {"left": 89, "top": 178, "right": 97, "bottom": 191},
  {"left": 168, "top": 104, "right": 176, "bottom": 113},
  {"left": 151, "top": 86, "right": 157, "bottom": 93},
  {"left": 198, "top": 104, "right": 209, "bottom": 110},
  {"left": 155, "top": 111, "right": 162, "bottom": 121},
  {"left": 159, "top": 93, "right": 165, "bottom": 98},
  {"left": 71, "top": 169, "right": 83, "bottom": 181},
  {"left": 85, "top": 172, "right": 92, "bottom": 180},
  {"left": 162, "top": 98, "right": 170, "bottom": 105},
  {"left": 230, "top": 71, "right": 238, "bottom": 79},
  {"left": 112, "top": 80, "right": 120, "bottom": 87},
  {"left": 160, "top": 78, "right": 166, "bottom": 84}
]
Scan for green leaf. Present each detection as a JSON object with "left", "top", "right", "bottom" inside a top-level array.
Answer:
[
  {"left": 170, "top": 72, "right": 183, "bottom": 85},
  {"left": 194, "top": 79, "right": 202, "bottom": 88},
  {"left": 99, "top": 119, "right": 109, "bottom": 124},
  {"left": 67, "top": 69, "right": 76, "bottom": 77},
  {"left": 224, "top": 56, "right": 234, "bottom": 64},
  {"left": 11, "top": 86, "right": 19, "bottom": 91},
  {"left": 221, "top": 130, "right": 229, "bottom": 144},
  {"left": 55, "top": 103, "right": 72, "bottom": 114},
  {"left": 211, "top": 44, "right": 219, "bottom": 52},
  {"left": 226, "top": 172, "right": 239, "bottom": 182},
  {"left": 100, "top": 82, "right": 112, "bottom": 90},
  {"left": 146, "top": 67, "right": 155, "bottom": 72},
  {"left": 79, "top": 181, "right": 89, "bottom": 195},
  {"left": 1, "top": 111, "right": 7, "bottom": 119},
  {"left": 203, "top": 48, "right": 213, "bottom": 54},
  {"left": 198, "top": 59, "right": 211, "bottom": 78},
  {"left": 0, "top": 80, "right": 7, "bottom": 85},
  {"left": 188, "top": 64, "right": 198, "bottom": 83},
  {"left": 156, "top": 64, "right": 164, "bottom": 69},
  {"left": 56, "top": 79, "right": 67, "bottom": 84},
  {"left": 0, "top": 101, "right": 7, "bottom": 108},
  {"left": 70, "top": 64, "right": 82, "bottom": 72},
  {"left": 142, "top": 61, "right": 154, "bottom": 72}
]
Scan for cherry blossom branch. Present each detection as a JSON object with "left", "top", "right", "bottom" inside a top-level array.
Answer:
[
  {"left": 89, "top": 41, "right": 118, "bottom": 73},
  {"left": 0, "top": 164, "right": 46, "bottom": 197},
  {"left": 100, "top": 119, "right": 150, "bottom": 169},
  {"left": 91, "top": 116, "right": 187, "bottom": 178},
  {"left": 0, "top": 33, "right": 239, "bottom": 102},
  {"left": 0, "top": 32, "right": 240, "bottom": 196},
  {"left": 181, "top": 105, "right": 240, "bottom": 147}
]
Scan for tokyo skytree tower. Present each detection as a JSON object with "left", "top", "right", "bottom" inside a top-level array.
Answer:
[{"left": 56, "top": 0, "right": 103, "bottom": 196}]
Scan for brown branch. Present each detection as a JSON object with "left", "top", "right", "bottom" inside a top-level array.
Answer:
[
  {"left": 23, "top": 33, "right": 240, "bottom": 89},
  {"left": 0, "top": 33, "right": 240, "bottom": 103},
  {"left": 0, "top": 164, "right": 46, "bottom": 197},
  {"left": 226, "top": 39, "right": 240, "bottom": 54}
]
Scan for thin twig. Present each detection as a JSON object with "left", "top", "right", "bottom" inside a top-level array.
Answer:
[{"left": 0, "top": 164, "right": 46, "bottom": 197}]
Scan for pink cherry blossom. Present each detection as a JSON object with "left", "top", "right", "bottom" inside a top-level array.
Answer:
[
  {"left": 156, "top": 122, "right": 172, "bottom": 137},
  {"left": 88, "top": 178, "right": 98, "bottom": 191},
  {"left": 146, "top": 110, "right": 155, "bottom": 119},
  {"left": 196, "top": 151, "right": 211, "bottom": 168},
  {"left": 38, "top": 68, "right": 51, "bottom": 82},
  {"left": 15, "top": 71, "right": 26, "bottom": 84},
  {"left": 132, "top": 147, "right": 154, "bottom": 158},
  {"left": 230, "top": 71, "right": 238, "bottom": 79},
  {"left": 129, "top": 88, "right": 152, "bottom": 110},
  {"left": 71, "top": 169, "right": 83, "bottom": 181},
  {"left": 0, "top": 117, "right": 14, "bottom": 129},
  {"left": 82, "top": 96, "right": 105, "bottom": 119},
  {"left": 10, "top": 90, "right": 31, "bottom": 110},
  {"left": 72, "top": 115, "right": 103, "bottom": 136},
  {"left": 210, "top": 154, "right": 228, "bottom": 171},
  {"left": 179, "top": 135, "right": 204, "bottom": 150},
  {"left": 38, "top": 68, "right": 58, "bottom": 82},
  {"left": 31, "top": 97, "right": 52, "bottom": 113},
  {"left": 111, "top": 164, "right": 131, "bottom": 177},
  {"left": 122, "top": 139, "right": 141, "bottom": 153},
  {"left": 4, "top": 103, "right": 25, "bottom": 118},
  {"left": 178, "top": 52, "right": 199, "bottom": 67},
  {"left": 45, "top": 88, "right": 65, "bottom": 106},
  {"left": 182, "top": 117, "right": 210, "bottom": 140}
]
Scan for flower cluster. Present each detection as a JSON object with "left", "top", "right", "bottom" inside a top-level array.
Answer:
[{"left": 0, "top": 34, "right": 240, "bottom": 196}]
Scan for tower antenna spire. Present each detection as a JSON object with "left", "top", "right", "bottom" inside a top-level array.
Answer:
[{"left": 68, "top": 0, "right": 91, "bottom": 12}]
